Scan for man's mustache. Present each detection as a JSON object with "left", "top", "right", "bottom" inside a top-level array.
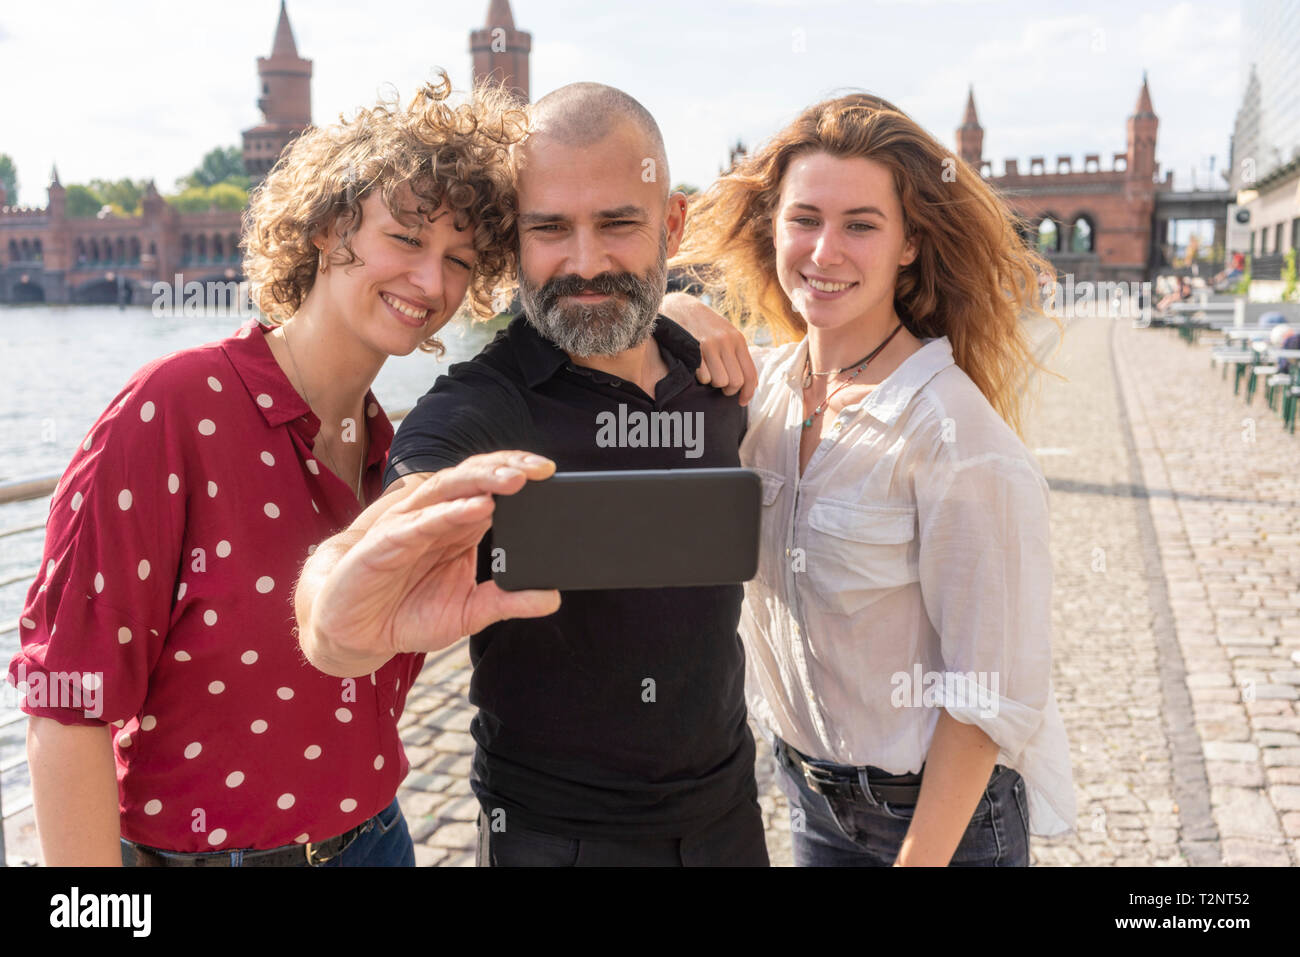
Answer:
[{"left": 535, "top": 271, "right": 647, "bottom": 306}]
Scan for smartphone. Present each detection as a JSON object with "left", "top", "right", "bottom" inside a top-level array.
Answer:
[{"left": 489, "top": 468, "right": 761, "bottom": 591}]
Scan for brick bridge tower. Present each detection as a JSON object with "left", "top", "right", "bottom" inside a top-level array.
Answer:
[
  {"left": 963, "top": 74, "right": 1169, "bottom": 284},
  {"left": 956, "top": 86, "right": 983, "bottom": 168},
  {"left": 470, "top": 0, "right": 531, "bottom": 102},
  {"left": 242, "top": 1, "right": 313, "bottom": 182}
]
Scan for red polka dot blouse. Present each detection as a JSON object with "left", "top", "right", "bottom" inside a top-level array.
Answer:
[{"left": 8, "top": 318, "right": 425, "bottom": 852}]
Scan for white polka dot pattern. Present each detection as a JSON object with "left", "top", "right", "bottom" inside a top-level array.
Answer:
[{"left": 21, "top": 326, "right": 403, "bottom": 851}]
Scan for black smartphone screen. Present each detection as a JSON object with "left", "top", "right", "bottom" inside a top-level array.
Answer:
[{"left": 489, "top": 468, "right": 761, "bottom": 591}]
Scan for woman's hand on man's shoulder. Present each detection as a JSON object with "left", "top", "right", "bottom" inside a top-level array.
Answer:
[{"left": 660, "top": 292, "right": 759, "bottom": 406}]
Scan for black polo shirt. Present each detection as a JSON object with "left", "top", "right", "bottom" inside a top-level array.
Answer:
[{"left": 383, "top": 314, "right": 755, "bottom": 839}]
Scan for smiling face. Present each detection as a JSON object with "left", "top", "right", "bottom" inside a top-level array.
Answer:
[
  {"left": 772, "top": 151, "right": 917, "bottom": 335},
  {"left": 514, "top": 122, "right": 686, "bottom": 356},
  {"left": 312, "top": 183, "right": 478, "bottom": 356}
]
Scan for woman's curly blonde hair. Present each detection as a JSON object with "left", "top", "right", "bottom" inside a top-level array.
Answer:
[{"left": 241, "top": 71, "right": 526, "bottom": 353}]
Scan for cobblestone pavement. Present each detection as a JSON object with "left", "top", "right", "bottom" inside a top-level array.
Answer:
[
  {"left": 1026, "top": 312, "right": 1195, "bottom": 866},
  {"left": 1113, "top": 318, "right": 1299, "bottom": 866},
  {"left": 1024, "top": 312, "right": 1299, "bottom": 866},
  {"left": 398, "top": 313, "right": 1299, "bottom": 867}
]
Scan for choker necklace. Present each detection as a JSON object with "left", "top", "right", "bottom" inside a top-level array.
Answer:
[
  {"left": 803, "top": 348, "right": 877, "bottom": 389},
  {"left": 801, "top": 322, "right": 904, "bottom": 430}
]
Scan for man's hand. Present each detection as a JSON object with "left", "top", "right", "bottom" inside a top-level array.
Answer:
[
  {"left": 297, "top": 451, "right": 561, "bottom": 677},
  {"left": 661, "top": 291, "right": 758, "bottom": 406}
]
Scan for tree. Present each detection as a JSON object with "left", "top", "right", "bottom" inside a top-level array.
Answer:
[
  {"left": 0, "top": 154, "right": 16, "bottom": 203},
  {"left": 178, "top": 146, "right": 250, "bottom": 191},
  {"left": 206, "top": 181, "right": 249, "bottom": 211},
  {"left": 166, "top": 181, "right": 248, "bottom": 213},
  {"left": 167, "top": 187, "right": 213, "bottom": 214},
  {"left": 88, "top": 178, "right": 147, "bottom": 215},
  {"left": 65, "top": 184, "right": 105, "bottom": 218}
]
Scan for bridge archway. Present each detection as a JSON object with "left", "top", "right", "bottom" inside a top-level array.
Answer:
[
  {"left": 1067, "top": 213, "right": 1097, "bottom": 253},
  {"left": 1036, "top": 214, "right": 1062, "bottom": 253},
  {"left": 11, "top": 280, "right": 46, "bottom": 303},
  {"left": 73, "top": 278, "right": 131, "bottom": 304}
]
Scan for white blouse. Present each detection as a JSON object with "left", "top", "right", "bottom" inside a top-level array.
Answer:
[{"left": 740, "top": 335, "right": 1076, "bottom": 836}]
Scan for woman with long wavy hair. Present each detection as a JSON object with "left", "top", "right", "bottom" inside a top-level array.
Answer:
[
  {"left": 11, "top": 74, "right": 526, "bottom": 866},
  {"left": 665, "top": 93, "right": 1076, "bottom": 866}
]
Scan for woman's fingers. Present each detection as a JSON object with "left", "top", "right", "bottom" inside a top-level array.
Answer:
[
  {"left": 718, "top": 341, "right": 746, "bottom": 398},
  {"left": 702, "top": 333, "right": 757, "bottom": 405},
  {"left": 394, "top": 452, "right": 556, "bottom": 516},
  {"left": 735, "top": 343, "right": 759, "bottom": 407},
  {"left": 356, "top": 495, "right": 494, "bottom": 574},
  {"left": 465, "top": 580, "right": 561, "bottom": 635},
  {"left": 698, "top": 339, "right": 728, "bottom": 390}
]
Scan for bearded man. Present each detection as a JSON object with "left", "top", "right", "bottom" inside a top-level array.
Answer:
[{"left": 294, "top": 83, "right": 766, "bottom": 867}]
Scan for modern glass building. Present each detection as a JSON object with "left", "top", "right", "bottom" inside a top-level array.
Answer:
[{"left": 1228, "top": 0, "right": 1300, "bottom": 268}]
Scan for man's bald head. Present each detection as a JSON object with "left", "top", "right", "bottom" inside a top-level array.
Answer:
[{"left": 523, "top": 83, "right": 670, "bottom": 198}]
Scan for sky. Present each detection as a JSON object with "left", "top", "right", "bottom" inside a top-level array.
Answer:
[{"left": 1, "top": 0, "right": 1244, "bottom": 207}]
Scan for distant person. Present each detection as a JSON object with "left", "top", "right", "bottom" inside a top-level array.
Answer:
[
  {"left": 1212, "top": 252, "right": 1246, "bottom": 292},
  {"left": 1273, "top": 325, "right": 1299, "bottom": 374},
  {"left": 1156, "top": 275, "right": 1191, "bottom": 314}
]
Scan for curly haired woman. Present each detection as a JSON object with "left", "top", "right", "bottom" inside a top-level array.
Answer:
[
  {"left": 666, "top": 93, "right": 1076, "bottom": 866},
  {"left": 11, "top": 74, "right": 526, "bottom": 866}
]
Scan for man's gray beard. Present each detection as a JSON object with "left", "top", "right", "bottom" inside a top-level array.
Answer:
[{"left": 519, "top": 233, "right": 667, "bottom": 357}]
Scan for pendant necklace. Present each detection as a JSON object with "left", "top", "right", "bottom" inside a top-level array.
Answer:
[{"left": 801, "top": 322, "right": 904, "bottom": 430}]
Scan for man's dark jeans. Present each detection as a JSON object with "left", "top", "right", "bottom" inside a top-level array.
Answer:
[{"left": 476, "top": 799, "right": 770, "bottom": 866}]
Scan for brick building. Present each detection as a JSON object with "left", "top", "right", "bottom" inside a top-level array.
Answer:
[
  {"left": 960, "top": 75, "right": 1220, "bottom": 285},
  {"left": 0, "top": 1, "right": 531, "bottom": 305}
]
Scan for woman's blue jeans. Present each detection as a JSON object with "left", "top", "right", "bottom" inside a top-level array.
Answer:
[
  {"left": 321, "top": 797, "right": 416, "bottom": 867},
  {"left": 772, "top": 736, "right": 1030, "bottom": 867}
]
